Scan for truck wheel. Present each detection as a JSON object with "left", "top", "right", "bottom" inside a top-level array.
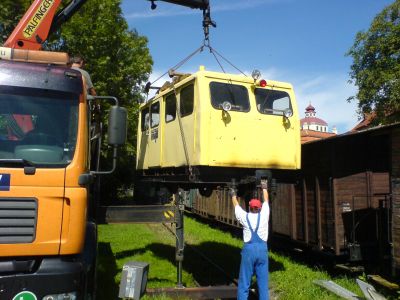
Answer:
[{"left": 85, "top": 265, "right": 97, "bottom": 300}]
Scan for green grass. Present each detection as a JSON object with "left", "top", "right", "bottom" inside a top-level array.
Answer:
[
  {"left": 97, "top": 216, "right": 377, "bottom": 299},
  {"left": 268, "top": 251, "right": 362, "bottom": 299}
]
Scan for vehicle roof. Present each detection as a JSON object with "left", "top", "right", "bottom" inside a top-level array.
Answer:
[
  {"left": 142, "top": 67, "right": 294, "bottom": 107},
  {"left": 0, "top": 60, "right": 83, "bottom": 94}
]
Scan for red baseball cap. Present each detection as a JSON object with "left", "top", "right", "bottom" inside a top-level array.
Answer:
[{"left": 249, "top": 199, "right": 262, "bottom": 209}]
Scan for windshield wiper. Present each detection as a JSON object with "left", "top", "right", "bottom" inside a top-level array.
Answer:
[{"left": 0, "top": 158, "right": 36, "bottom": 167}]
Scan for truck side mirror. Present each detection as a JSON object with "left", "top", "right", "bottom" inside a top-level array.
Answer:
[{"left": 108, "top": 106, "right": 127, "bottom": 146}]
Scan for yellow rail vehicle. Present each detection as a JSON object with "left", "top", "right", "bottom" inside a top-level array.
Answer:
[{"left": 136, "top": 66, "right": 301, "bottom": 193}]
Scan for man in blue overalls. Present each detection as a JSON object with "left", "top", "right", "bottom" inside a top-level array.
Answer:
[{"left": 230, "top": 180, "right": 270, "bottom": 300}]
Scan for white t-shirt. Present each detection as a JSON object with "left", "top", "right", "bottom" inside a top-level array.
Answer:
[{"left": 234, "top": 202, "right": 270, "bottom": 243}]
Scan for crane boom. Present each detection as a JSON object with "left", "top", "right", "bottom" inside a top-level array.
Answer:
[
  {"left": 4, "top": 0, "right": 64, "bottom": 50},
  {"left": 150, "top": 0, "right": 209, "bottom": 10},
  {"left": 4, "top": 0, "right": 210, "bottom": 50}
]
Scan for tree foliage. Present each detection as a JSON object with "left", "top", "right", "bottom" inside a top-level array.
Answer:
[
  {"left": 0, "top": 0, "right": 32, "bottom": 43},
  {"left": 347, "top": 0, "right": 400, "bottom": 124},
  {"left": 1, "top": 0, "right": 153, "bottom": 199}
]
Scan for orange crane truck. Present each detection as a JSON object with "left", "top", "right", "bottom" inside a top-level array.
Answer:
[
  {"left": 0, "top": 48, "right": 127, "bottom": 300},
  {"left": 0, "top": 0, "right": 210, "bottom": 299},
  {"left": 0, "top": 0, "right": 129, "bottom": 299}
]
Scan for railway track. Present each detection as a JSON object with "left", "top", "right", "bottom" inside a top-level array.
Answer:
[{"left": 146, "top": 219, "right": 274, "bottom": 299}]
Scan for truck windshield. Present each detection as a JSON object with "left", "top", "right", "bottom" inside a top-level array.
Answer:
[{"left": 0, "top": 88, "right": 79, "bottom": 167}]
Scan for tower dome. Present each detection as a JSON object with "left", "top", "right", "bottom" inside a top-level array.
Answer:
[{"left": 300, "top": 103, "right": 328, "bottom": 132}]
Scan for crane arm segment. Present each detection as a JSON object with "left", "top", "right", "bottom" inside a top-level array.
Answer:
[
  {"left": 4, "top": 0, "right": 63, "bottom": 50},
  {"left": 4, "top": 0, "right": 209, "bottom": 51},
  {"left": 152, "top": 0, "right": 209, "bottom": 10}
]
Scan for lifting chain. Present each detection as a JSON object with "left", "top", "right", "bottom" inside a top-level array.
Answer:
[
  {"left": 202, "top": 4, "right": 216, "bottom": 47},
  {"left": 144, "top": 2, "right": 247, "bottom": 182}
]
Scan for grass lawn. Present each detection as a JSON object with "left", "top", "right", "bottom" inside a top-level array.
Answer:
[{"left": 97, "top": 216, "right": 368, "bottom": 299}]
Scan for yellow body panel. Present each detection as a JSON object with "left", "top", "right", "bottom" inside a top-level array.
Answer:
[{"left": 136, "top": 68, "right": 301, "bottom": 171}]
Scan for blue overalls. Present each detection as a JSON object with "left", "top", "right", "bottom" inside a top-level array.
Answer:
[{"left": 237, "top": 212, "right": 269, "bottom": 300}]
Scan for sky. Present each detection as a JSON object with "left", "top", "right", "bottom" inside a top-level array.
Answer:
[{"left": 121, "top": 0, "right": 395, "bottom": 134}]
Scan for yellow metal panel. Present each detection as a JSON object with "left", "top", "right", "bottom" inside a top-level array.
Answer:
[
  {"left": 162, "top": 111, "right": 186, "bottom": 167},
  {"left": 161, "top": 81, "right": 198, "bottom": 167},
  {"left": 199, "top": 72, "right": 301, "bottom": 170},
  {"left": 137, "top": 101, "right": 162, "bottom": 169}
]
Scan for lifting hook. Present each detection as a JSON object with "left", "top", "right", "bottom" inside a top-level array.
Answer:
[{"left": 202, "top": 4, "right": 216, "bottom": 46}]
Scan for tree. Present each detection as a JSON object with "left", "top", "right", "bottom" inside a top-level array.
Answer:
[
  {"left": 0, "top": 0, "right": 32, "bottom": 44},
  {"left": 347, "top": 0, "right": 400, "bottom": 124}
]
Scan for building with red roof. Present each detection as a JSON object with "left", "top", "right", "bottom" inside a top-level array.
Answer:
[{"left": 300, "top": 103, "right": 337, "bottom": 143}]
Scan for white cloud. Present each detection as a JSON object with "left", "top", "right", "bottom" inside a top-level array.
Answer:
[
  {"left": 125, "top": 7, "right": 197, "bottom": 19},
  {"left": 212, "top": 0, "right": 285, "bottom": 13},
  {"left": 292, "top": 74, "right": 360, "bottom": 133}
]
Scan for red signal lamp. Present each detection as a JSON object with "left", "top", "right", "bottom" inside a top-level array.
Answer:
[{"left": 259, "top": 79, "right": 267, "bottom": 87}]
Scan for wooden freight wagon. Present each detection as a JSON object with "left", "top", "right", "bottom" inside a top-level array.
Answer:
[
  {"left": 187, "top": 188, "right": 242, "bottom": 228},
  {"left": 391, "top": 124, "right": 400, "bottom": 277},
  {"left": 271, "top": 123, "right": 400, "bottom": 276}
]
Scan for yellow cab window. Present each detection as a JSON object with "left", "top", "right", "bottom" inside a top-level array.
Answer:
[
  {"left": 180, "top": 84, "right": 194, "bottom": 117},
  {"left": 210, "top": 82, "right": 250, "bottom": 112},
  {"left": 255, "top": 88, "right": 292, "bottom": 116},
  {"left": 141, "top": 107, "right": 150, "bottom": 131},
  {"left": 165, "top": 93, "right": 176, "bottom": 123},
  {"left": 150, "top": 102, "right": 160, "bottom": 128}
]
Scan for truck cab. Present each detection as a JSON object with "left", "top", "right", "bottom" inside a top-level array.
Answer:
[{"left": 0, "top": 50, "right": 126, "bottom": 300}]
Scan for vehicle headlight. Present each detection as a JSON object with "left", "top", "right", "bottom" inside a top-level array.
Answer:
[
  {"left": 221, "top": 101, "right": 232, "bottom": 112},
  {"left": 284, "top": 108, "right": 293, "bottom": 118},
  {"left": 251, "top": 69, "right": 261, "bottom": 80}
]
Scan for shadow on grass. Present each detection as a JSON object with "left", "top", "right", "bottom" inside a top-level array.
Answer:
[
  {"left": 97, "top": 242, "right": 120, "bottom": 300},
  {"left": 115, "top": 241, "right": 284, "bottom": 287}
]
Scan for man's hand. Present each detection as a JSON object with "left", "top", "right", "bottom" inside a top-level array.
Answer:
[
  {"left": 261, "top": 179, "right": 268, "bottom": 190},
  {"left": 229, "top": 188, "right": 237, "bottom": 198}
]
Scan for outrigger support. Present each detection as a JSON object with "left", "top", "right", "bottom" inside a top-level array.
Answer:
[
  {"left": 98, "top": 198, "right": 186, "bottom": 289},
  {"left": 176, "top": 189, "right": 185, "bottom": 288}
]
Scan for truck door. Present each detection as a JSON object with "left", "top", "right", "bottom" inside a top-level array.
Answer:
[{"left": 0, "top": 86, "right": 79, "bottom": 256}]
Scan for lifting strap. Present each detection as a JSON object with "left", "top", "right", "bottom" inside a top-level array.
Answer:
[
  {"left": 149, "top": 2, "right": 246, "bottom": 87},
  {"left": 145, "top": 5, "right": 249, "bottom": 180}
]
